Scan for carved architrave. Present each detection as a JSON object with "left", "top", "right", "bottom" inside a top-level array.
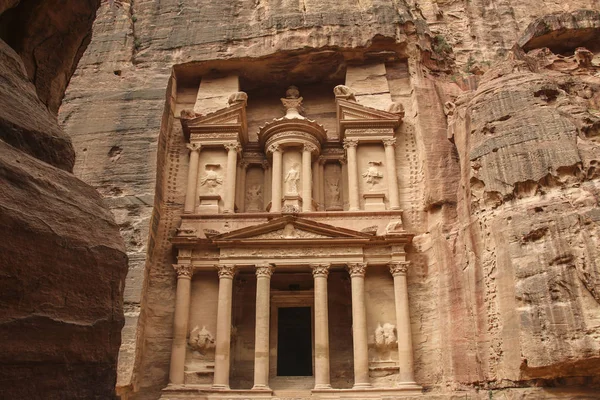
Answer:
[
  {"left": 389, "top": 261, "right": 409, "bottom": 276},
  {"left": 173, "top": 264, "right": 193, "bottom": 279},
  {"left": 264, "top": 131, "right": 321, "bottom": 150},
  {"left": 216, "top": 264, "right": 236, "bottom": 279},
  {"left": 311, "top": 263, "right": 330, "bottom": 278},
  {"left": 347, "top": 262, "right": 367, "bottom": 277},
  {"left": 255, "top": 263, "right": 275, "bottom": 278}
]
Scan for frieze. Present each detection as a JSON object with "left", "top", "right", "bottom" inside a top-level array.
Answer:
[
  {"left": 250, "top": 226, "right": 331, "bottom": 240},
  {"left": 345, "top": 128, "right": 394, "bottom": 136},
  {"left": 265, "top": 131, "right": 321, "bottom": 149},
  {"left": 190, "top": 132, "right": 239, "bottom": 141},
  {"left": 220, "top": 246, "right": 362, "bottom": 259}
]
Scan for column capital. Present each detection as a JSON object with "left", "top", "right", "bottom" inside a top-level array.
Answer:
[
  {"left": 303, "top": 143, "right": 318, "bottom": 153},
  {"left": 239, "top": 160, "right": 250, "bottom": 170},
  {"left": 267, "top": 143, "right": 281, "bottom": 154},
  {"left": 255, "top": 263, "right": 275, "bottom": 278},
  {"left": 173, "top": 264, "right": 193, "bottom": 279},
  {"left": 224, "top": 142, "right": 241, "bottom": 153},
  {"left": 216, "top": 264, "right": 236, "bottom": 279},
  {"left": 311, "top": 263, "right": 330, "bottom": 278},
  {"left": 347, "top": 262, "right": 367, "bottom": 277},
  {"left": 389, "top": 261, "right": 409, "bottom": 276},
  {"left": 382, "top": 137, "right": 397, "bottom": 147},
  {"left": 343, "top": 138, "right": 359, "bottom": 149},
  {"left": 186, "top": 142, "right": 201, "bottom": 152}
]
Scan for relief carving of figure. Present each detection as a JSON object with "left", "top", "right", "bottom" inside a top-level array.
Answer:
[
  {"left": 200, "top": 164, "right": 223, "bottom": 194},
  {"left": 189, "top": 325, "right": 216, "bottom": 356},
  {"left": 374, "top": 322, "right": 397, "bottom": 360},
  {"left": 362, "top": 161, "right": 383, "bottom": 191},
  {"left": 284, "top": 163, "right": 300, "bottom": 195},
  {"left": 326, "top": 178, "right": 341, "bottom": 206},
  {"left": 245, "top": 184, "right": 263, "bottom": 211}
]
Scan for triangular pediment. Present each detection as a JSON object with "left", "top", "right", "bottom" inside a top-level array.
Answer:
[
  {"left": 337, "top": 99, "right": 401, "bottom": 122},
  {"left": 182, "top": 102, "right": 248, "bottom": 143},
  {"left": 212, "top": 216, "right": 373, "bottom": 243}
]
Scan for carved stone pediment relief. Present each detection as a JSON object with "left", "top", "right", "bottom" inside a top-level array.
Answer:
[
  {"left": 336, "top": 98, "right": 402, "bottom": 140},
  {"left": 181, "top": 100, "right": 248, "bottom": 144},
  {"left": 251, "top": 225, "right": 332, "bottom": 240},
  {"left": 212, "top": 216, "right": 373, "bottom": 243}
]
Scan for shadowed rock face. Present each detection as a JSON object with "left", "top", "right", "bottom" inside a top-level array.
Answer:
[{"left": 0, "top": 1, "right": 128, "bottom": 399}]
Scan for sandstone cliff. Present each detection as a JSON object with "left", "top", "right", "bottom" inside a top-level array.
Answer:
[
  {"left": 59, "top": 0, "right": 600, "bottom": 398},
  {"left": 0, "top": 1, "right": 128, "bottom": 398}
]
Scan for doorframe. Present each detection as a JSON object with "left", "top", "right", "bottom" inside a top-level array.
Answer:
[{"left": 269, "top": 290, "right": 315, "bottom": 379}]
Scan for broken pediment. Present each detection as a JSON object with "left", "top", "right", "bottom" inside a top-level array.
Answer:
[
  {"left": 181, "top": 99, "right": 248, "bottom": 144},
  {"left": 336, "top": 98, "right": 402, "bottom": 139},
  {"left": 212, "top": 216, "right": 373, "bottom": 243}
]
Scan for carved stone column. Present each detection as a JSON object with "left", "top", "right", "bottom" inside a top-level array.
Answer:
[
  {"left": 389, "top": 261, "right": 416, "bottom": 384},
  {"left": 169, "top": 264, "right": 193, "bottom": 384},
  {"left": 253, "top": 263, "right": 275, "bottom": 390},
  {"left": 302, "top": 144, "right": 316, "bottom": 212},
  {"left": 311, "top": 264, "right": 331, "bottom": 389},
  {"left": 347, "top": 262, "right": 371, "bottom": 388},
  {"left": 317, "top": 158, "right": 325, "bottom": 209},
  {"left": 224, "top": 143, "right": 240, "bottom": 213},
  {"left": 184, "top": 143, "right": 201, "bottom": 213},
  {"left": 213, "top": 264, "right": 235, "bottom": 389},
  {"left": 269, "top": 144, "right": 282, "bottom": 212},
  {"left": 344, "top": 139, "right": 360, "bottom": 211},
  {"left": 262, "top": 160, "right": 271, "bottom": 211},
  {"left": 383, "top": 138, "right": 400, "bottom": 210},
  {"left": 238, "top": 160, "right": 248, "bottom": 212}
]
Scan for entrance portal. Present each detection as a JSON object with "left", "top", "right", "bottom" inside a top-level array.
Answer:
[{"left": 277, "top": 307, "right": 312, "bottom": 376}]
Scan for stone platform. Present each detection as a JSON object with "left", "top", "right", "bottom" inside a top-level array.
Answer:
[{"left": 161, "top": 385, "right": 423, "bottom": 399}]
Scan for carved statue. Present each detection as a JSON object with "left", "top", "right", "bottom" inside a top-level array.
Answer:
[
  {"left": 189, "top": 325, "right": 216, "bottom": 356},
  {"left": 245, "top": 184, "right": 263, "bottom": 211},
  {"left": 200, "top": 164, "right": 223, "bottom": 194},
  {"left": 326, "top": 178, "right": 341, "bottom": 206},
  {"left": 333, "top": 85, "right": 356, "bottom": 101},
  {"left": 362, "top": 161, "right": 383, "bottom": 190},
  {"left": 387, "top": 101, "right": 405, "bottom": 118},
  {"left": 284, "top": 163, "right": 300, "bottom": 195}
]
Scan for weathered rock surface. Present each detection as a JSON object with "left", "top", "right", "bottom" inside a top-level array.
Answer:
[
  {"left": 59, "top": 1, "right": 600, "bottom": 399},
  {"left": 0, "top": 1, "right": 128, "bottom": 398}
]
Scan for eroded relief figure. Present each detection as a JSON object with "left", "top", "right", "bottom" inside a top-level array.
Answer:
[
  {"left": 245, "top": 184, "right": 263, "bottom": 211},
  {"left": 200, "top": 164, "right": 223, "bottom": 194},
  {"left": 362, "top": 161, "right": 383, "bottom": 191},
  {"left": 374, "top": 323, "right": 397, "bottom": 360},
  {"left": 189, "top": 325, "right": 216, "bottom": 357},
  {"left": 284, "top": 163, "right": 300, "bottom": 195},
  {"left": 326, "top": 178, "right": 341, "bottom": 206}
]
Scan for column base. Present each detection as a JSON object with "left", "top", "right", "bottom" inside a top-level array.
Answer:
[
  {"left": 251, "top": 384, "right": 272, "bottom": 391},
  {"left": 210, "top": 384, "right": 230, "bottom": 390},
  {"left": 352, "top": 383, "right": 373, "bottom": 389},
  {"left": 313, "top": 383, "right": 332, "bottom": 390}
]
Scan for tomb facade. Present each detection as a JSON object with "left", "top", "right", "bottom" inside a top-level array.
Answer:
[{"left": 163, "top": 79, "right": 421, "bottom": 399}]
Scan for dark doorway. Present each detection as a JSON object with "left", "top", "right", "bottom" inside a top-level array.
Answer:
[{"left": 277, "top": 307, "right": 313, "bottom": 376}]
